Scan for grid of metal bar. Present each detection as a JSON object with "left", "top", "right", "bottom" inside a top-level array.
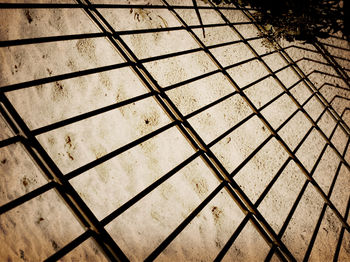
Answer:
[{"left": 0, "top": 1, "right": 349, "bottom": 261}]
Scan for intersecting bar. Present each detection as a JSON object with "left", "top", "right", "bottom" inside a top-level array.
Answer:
[
  {"left": 208, "top": 1, "right": 350, "bottom": 232},
  {"left": 0, "top": 2, "right": 255, "bottom": 10},
  {"left": 81, "top": 0, "right": 301, "bottom": 260},
  {"left": 235, "top": 2, "right": 350, "bottom": 149},
  {"left": 0, "top": 93, "right": 128, "bottom": 261},
  {"left": 0, "top": 1, "right": 349, "bottom": 261},
  {"left": 215, "top": 80, "right": 346, "bottom": 260},
  {"left": 264, "top": 105, "right": 350, "bottom": 261}
]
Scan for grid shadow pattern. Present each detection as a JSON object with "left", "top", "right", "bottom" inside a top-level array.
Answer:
[{"left": 0, "top": 1, "right": 349, "bottom": 261}]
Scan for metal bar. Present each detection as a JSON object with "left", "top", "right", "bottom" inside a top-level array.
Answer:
[
  {"left": 0, "top": 135, "right": 21, "bottom": 148},
  {"left": 0, "top": 32, "right": 106, "bottom": 47},
  {"left": 44, "top": 231, "right": 92, "bottom": 262},
  {"left": 265, "top": 106, "right": 346, "bottom": 260},
  {"left": 162, "top": 1, "right": 299, "bottom": 261},
  {"left": 333, "top": 196, "right": 350, "bottom": 261},
  {"left": 209, "top": 1, "right": 350, "bottom": 232},
  {"left": 80, "top": 1, "right": 297, "bottom": 261},
  {"left": 237, "top": 4, "right": 350, "bottom": 142},
  {"left": 0, "top": 182, "right": 54, "bottom": 215},
  {"left": 145, "top": 182, "right": 226, "bottom": 261},
  {"left": 314, "top": 41, "right": 350, "bottom": 87},
  {"left": 220, "top": 88, "right": 337, "bottom": 261},
  {"left": 0, "top": 3, "right": 256, "bottom": 10},
  {"left": 0, "top": 61, "right": 132, "bottom": 92},
  {"left": 0, "top": 22, "right": 255, "bottom": 48},
  {"left": 0, "top": 2, "right": 348, "bottom": 261},
  {"left": 302, "top": 107, "right": 350, "bottom": 261},
  {"left": 0, "top": 92, "right": 127, "bottom": 261}
]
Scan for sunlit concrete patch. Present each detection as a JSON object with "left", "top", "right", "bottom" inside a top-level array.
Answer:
[
  {"left": 261, "top": 93, "right": 298, "bottom": 129},
  {"left": 295, "top": 129, "right": 326, "bottom": 172},
  {"left": 122, "top": 30, "right": 199, "bottom": 59},
  {"left": 257, "top": 160, "right": 306, "bottom": 233},
  {"left": 70, "top": 126, "right": 194, "bottom": 220},
  {"left": 234, "top": 23, "right": 259, "bottom": 39},
  {"left": 92, "top": 0, "right": 161, "bottom": 4},
  {"left": 222, "top": 220, "right": 270, "bottom": 261},
  {"left": 289, "top": 81, "right": 313, "bottom": 105},
  {"left": 263, "top": 52, "right": 288, "bottom": 72},
  {"left": 278, "top": 110, "right": 313, "bottom": 150},
  {"left": 0, "top": 189, "right": 83, "bottom": 261},
  {"left": 227, "top": 59, "right": 269, "bottom": 87},
  {"left": 0, "top": 143, "right": 47, "bottom": 206},
  {"left": 220, "top": 8, "right": 251, "bottom": 23},
  {"left": 144, "top": 51, "right": 217, "bottom": 87},
  {"left": 37, "top": 96, "right": 170, "bottom": 174},
  {"left": 0, "top": 0, "right": 74, "bottom": 3},
  {"left": 170, "top": 5, "right": 225, "bottom": 26},
  {"left": 193, "top": 26, "right": 240, "bottom": 46},
  {"left": 281, "top": 184, "right": 324, "bottom": 261},
  {"left": 331, "top": 95, "right": 350, "bottom": 118},
  {"left": 96, "top": 1, "right": 177, "bottom": 31},
  {"left": 0, "top": 8, "right": 99, "bottom": 41},
  {"left": 331, "top": 124, "right": 348, "bottom": 154},
  {"left": 243, "top": 76, "right": 283, "bottom": 108},
  {"left": 248, "top": 37, "right": 274, "bottom": 55},
  {"left": 313, "top": 147, "right": 340, "bottom": 194},
  {"left": 275, "top": 66, "right": 301, "bottom": 88},
  {"left": 6, "top": 66, "right": 148, "bottom": 129},
  {"left": 234, "top": 138, "right": 289, "bottom": 204},
  {"left": 188, "top": 94, "right": 252, "bottom": 143},
  {"left": 330, "top": 164, "right": 350, "bottom": 217},
  {"left": 309, "top": 207, "right": 342, "bottom": 261},
  {"left": 344, "top": 110, "right": 350, "bottom": 134},
  {"left": 155, "top": 188, "right": 245, "bottom": 262},
  {"left": 0, "top": 37, "right": 123, "bottom": 87},
  {"left": 211, "top": 116, "right": 270, "bottom": 174},
  {"left": 105, "top": 157, "right": 221, "bottom": 261},
  {"left": 339, "top": 229, "right": 350, "bottom": 261},
  {"left": 0, "top": 114, "right": 13, "bottom": 140},
  {"left": 166, "top": 72, "right": 234, "bottom": 116},
  {"left": 210, "top": 42, "right": 255, "bottom": 67},
  {"left": 60, "top": 237, "right": 109, "bottom": 262}
]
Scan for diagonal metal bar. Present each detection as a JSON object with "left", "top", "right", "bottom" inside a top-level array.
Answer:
[
  {"left": 0, "top": 93, "right": 127, "bottom": 261},
  {"left": 161, "top": 1, "right": 301, "bottom": 260},
  {"left": 0, "top": 2, "right": 255, "bottom": 10},
  {"left": 234, "top": 2, "right": 350, "bottom": 157},
  {"left": 208, "top": 1, "right": 350, "bottom": 233},
  {"left": 218, "top": 82, "right": 344, "bottom": 261},
  {"left": 264, "top": 104, "right": 349, "bottom": 261},
  {"left": 0, "top": 32, "right": 106, "bottom": 47},
  {"left": 333, "top": 196, "right": 350, "bottom": 261},
  {"left": 79, "top": 0, "right": 301, "bottom": 260},
  {"left": 314, "top": 41, "right": 350, "bottom": 87},
  {"left": 0, "top": 2, "right": 348, "bottom": 261}
]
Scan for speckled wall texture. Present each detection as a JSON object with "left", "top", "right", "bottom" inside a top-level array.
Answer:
[{"left": 0, "top": 0, "right": 349, "bottom": 261}]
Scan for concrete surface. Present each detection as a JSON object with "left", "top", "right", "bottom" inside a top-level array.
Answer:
[{"left": 0, "top": 0, "right": 349, "bottom": 261}]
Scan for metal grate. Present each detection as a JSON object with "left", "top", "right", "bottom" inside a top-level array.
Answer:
[{"left": 0, "top": 1, "right": 349, "bottom": 261}]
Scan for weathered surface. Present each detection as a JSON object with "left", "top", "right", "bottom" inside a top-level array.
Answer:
[{"left": 0, "top": 0, "right": 349, "bottom": 261}]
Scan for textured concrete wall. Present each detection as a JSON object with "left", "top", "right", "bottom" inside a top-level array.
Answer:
[{"left": 0, "top": 0, "right": 349, "bottom": 261}]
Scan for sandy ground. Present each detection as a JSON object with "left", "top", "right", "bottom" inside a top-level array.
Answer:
[{"left": 0, "top": 0, "right": 349, "bottom": 261}]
